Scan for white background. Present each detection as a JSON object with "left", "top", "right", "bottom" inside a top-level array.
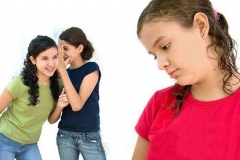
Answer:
[{"left": 0, "top": 0, "right": 239, "bottom": 159}]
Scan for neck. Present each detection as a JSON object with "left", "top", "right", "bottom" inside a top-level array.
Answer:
[
  {"left": 38, "top": 77, "right": 50, "bottom": 85},
  {"left": 190, "top": 73, "right": 240, "bottom": 101},
  {"left": 70, "top": 58, "right": 86, "bottom": 69}
]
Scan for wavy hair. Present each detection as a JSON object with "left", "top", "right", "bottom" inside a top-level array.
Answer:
[
  {"left": 137, "top": 0, "right": 239, "bottom": 117},
  {"left": 21, "top": 35, "right": 60, "bottom": 106}
]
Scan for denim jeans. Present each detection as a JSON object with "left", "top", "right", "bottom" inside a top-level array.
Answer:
[
  {"left": 0, "top": 133, "right": 42, "bottom": 160},
  {"left": 57, "top": 129, "right": 106, "bottom": 160}
]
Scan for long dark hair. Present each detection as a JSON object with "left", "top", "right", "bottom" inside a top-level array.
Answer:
[
  {"left": 21, "top": 35, "right": 60, "bottom": 106},
  {"left": 137, "top": 0, "right": 238, "bottom": 117}
]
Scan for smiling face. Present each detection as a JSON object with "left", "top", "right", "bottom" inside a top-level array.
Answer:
[
  {"left": 30, "top": 47, "right": 59, "bottom": 81},
  {"left": 58, "top": 39, "right": 83, "bottom": 64},
  {"left": 139, "top": 19, "right": 217, "bottom": 86}
]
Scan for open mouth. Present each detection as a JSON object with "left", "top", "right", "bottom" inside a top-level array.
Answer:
[{"left": 46, "top": 67, "right": 55, "bottom": 72}]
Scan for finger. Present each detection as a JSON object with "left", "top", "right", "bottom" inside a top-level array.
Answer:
[
  {"left": 61, "top": 88, "right": 65, "bottom": 94},
  {"left": 60, "top": 94, "right": 67, "bottom": 99},
  {"left": 58, "top": 45, "right": 64, "bottom": 57},
  {"left": 57, "top": 45, "right": 62, "bottom": 54},
  {"left": 59, "top": 96, "right": 68, "bottom": 102},
  {"left": 65, "top": 57, "right": 70, "bottom": 65},
  {"left": 63, "top": 98, "right": 69, "bottom": 102}
]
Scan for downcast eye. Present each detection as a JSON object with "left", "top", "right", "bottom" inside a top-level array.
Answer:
[{"left": 162, "top": 43, "right": 170, "bottom": 50}]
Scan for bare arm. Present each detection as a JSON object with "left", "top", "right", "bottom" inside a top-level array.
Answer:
[
  {"left": 48, "top": 88, "right": 69, "bottom": 124},
  {"left": 48, "top": 103, "right": 63, "bottom": 124},
  {"left": 0, "top": 88, "right": 13, "bottom": 114},
  {"left": 57, "top": 45, "right": 99, "bottom": 112},
  {"left": 61, "top": 69, "right": 99, "bottom": 111},
  {"left": 132, "top": 136, "right": 150, "bottom": 160}
]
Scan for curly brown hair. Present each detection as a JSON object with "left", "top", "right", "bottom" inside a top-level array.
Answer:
[{"left": 137, "top": 0, "right": 239, "bottom": 117}]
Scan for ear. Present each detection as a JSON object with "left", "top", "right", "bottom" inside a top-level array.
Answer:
[
  {"left": 29, "top": 56, "right": 36, "bottom": 65},
  {"left": 192, "top": 12, "right": 209, "bottom": 38},
  {"left": 77, "top": 44, "right": 84, "bottom": 53}
]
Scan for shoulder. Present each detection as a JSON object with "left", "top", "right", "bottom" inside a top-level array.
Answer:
[
  {"left": 12, "top": 75, "right": 22, "bottom": 80},
  {"left": 6, "top": 75, "right": 25, "bottom": 98},
  {"left": 154, "top": 85, "right": 174, "bottom": 95},
  {"left": 7, "top": 75, "right": 23, "bottom": 86},
  {"left": 86, "top": 61, "right": 100, "bottom": 70},
  {"left": 135, "top": 85, "right": 176, "bottom": 139},
  {"left": 143, "top": 85, "right": 175, "bottom": 110},
  {"left": 84, "top": 62, "right": 101, "bottom": 75},
  {"left": 152, "top": 85, "right": 175, "bottom": 102},
  {"left": 144, "top": 85, "right": 176, "bottom": 116}
]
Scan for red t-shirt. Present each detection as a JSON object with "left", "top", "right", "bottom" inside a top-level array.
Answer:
[{"left": 135, "top": 85, "right": 240, "bottom": 160}]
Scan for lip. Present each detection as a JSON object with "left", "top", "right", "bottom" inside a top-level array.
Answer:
[
  {"left": 46, "top": 67, "right": 56, "bottom": 72},
  {"left": 168, "top": 69, "right": 178, "bottom": 78}
]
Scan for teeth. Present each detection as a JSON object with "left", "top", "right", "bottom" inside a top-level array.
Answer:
[{"left": 47, "top": 68, "right": 54, "bottom": 71}]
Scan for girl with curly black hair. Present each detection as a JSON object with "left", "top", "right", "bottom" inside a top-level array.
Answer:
[{"left": 0, "top": 35, "right": 67, "bottom": 160}]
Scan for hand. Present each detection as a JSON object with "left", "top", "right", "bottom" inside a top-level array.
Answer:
[
  {"left": 58, "top": 45, "right": 70, "bottom": 70},
  {"left": 57, "top": 88, "right": 69, "bottom": 108}
]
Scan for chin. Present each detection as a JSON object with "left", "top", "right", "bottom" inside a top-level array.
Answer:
[
  {"left": 46, "top": 72, "right": 55, "bottom": 77},
  {"left": 175, "top": 80, "right": 191, "bottom": 86}
]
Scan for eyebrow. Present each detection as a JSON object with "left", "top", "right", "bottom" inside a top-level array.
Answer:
[
  {"left": 41, "top": 53, "right": 58, "bottom": 58},
  {"left": 153, "top": 36, "right": 165, "bottom": 48},
  {"left": 147, "top": 36, "right": 165, "bottom": 55}
]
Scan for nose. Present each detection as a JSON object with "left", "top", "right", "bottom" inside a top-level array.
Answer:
[
  {"left": 156, "top": 55, "right": 169, "bottom": 70},
  {"left": 48, "top": 59, "right": 56, "bottom": 66}
]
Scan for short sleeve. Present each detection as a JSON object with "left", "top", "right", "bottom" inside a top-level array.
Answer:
[
  {"left": 135, "top": 94, "right": 156, "bottom": 140},
  {"left": 86, "top": 62, "right": 100, "bottom": 75},
  {"left": 135, "top": 86, "right": 176, "bottom": 140},
  {"left": 6, "top": 76, "right": 22, "bottom": 99}
]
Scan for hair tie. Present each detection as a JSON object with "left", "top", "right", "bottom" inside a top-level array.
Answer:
[{"left": 213, "top": 8, "right": 220, "bottom": 21}]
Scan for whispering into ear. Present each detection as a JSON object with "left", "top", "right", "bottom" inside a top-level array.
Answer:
[
  {"left": 77, "top": 44, "right": 84, "bottom": 53},
  {"left": 29, "top": 56, "right": 36, "bottom": 65}
]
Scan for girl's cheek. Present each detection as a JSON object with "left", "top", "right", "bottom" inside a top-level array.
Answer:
[{"left": 55, "top": 59, "right": 59, "bottom": 65}]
